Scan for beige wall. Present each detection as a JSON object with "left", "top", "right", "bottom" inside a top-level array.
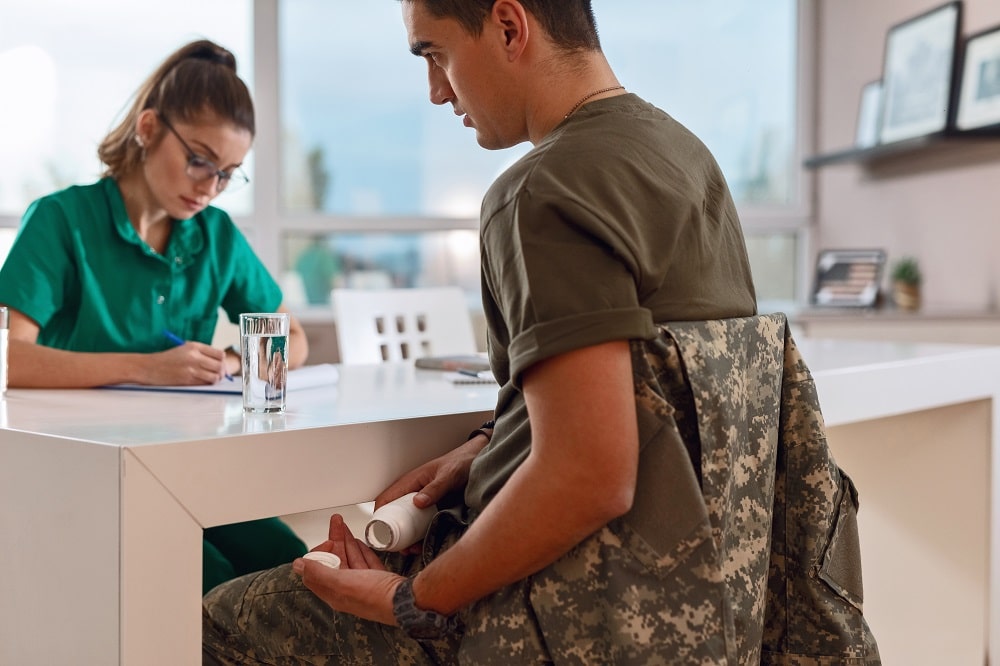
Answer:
[
  {"left": 828, "top": 400, "right": 990, "bottom": 664},
  {"left": 815, "top": 0, "right": 1000, "bottom": 309}
]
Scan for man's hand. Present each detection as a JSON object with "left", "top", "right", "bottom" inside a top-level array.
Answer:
[
  {"left": 370, "top": 434, "right": 488, "bottom": 554},
  {"left": 292, "top": 513, "right": 404, "bottom": 626},
  {"left": 375, "top": 434, "right": 487, "bottom": 509}
]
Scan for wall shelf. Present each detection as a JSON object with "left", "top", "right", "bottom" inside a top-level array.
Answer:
[{"left": 804, "top": 130, "right": 1000, "bottom": 170}]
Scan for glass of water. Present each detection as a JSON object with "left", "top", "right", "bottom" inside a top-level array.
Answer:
[{"left": 239, "top": 312, "right": 290, "bottom": 413}]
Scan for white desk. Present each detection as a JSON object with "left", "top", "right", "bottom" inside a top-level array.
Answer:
[
  {"left": 797, "top": 338, "right": 1000, "bottom": 666},
  {"left": 0, "top": 363, "right": 496, "bottom": 665},
  {"left": 2, "top": 341, "right": 1000, "bottom": 665}
]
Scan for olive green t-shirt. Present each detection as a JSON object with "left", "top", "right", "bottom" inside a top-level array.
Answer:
[
  {"left": 0, "top": 177, "right": 281, "bottom": 352},
  {"left": 466, "top": 94, "right": 757, "bottom": 514}
]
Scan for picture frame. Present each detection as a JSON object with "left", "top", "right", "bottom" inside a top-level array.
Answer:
[
  {"left": 855, "top": 80, "right": 883, "bottom": 148},
  {"left": 878, "top": 1, "right": 962, "bottom": 144},
  {"left": 811, "top": 249, "right": 886, "bottom": 308},
  {"left": 955, "top": 25, "right": 1000, "bottom": 132}
]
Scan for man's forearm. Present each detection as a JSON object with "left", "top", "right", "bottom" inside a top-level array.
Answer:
[{"left": 410, "top": 448, "right": 633, "bottom": 615}]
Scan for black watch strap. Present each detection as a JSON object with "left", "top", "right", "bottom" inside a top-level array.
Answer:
[
  {"left": 392, "top": 576, "right": 462, "bottom": 640},
  {"left": 467, "top": 419, "right": 496, "bottom": 443}
]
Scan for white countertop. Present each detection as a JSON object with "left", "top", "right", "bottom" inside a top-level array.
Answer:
[
  {"left": 799, "top": 338, "right": 1000, "bottom": 426},
  {"left": 3, "top": 338, "right": 999, "bottom": 443},
  {"left": 793, "top": 305, "right": 1000, "bottom": 322},
  {"left": 0, "top": 363, "right": 499, "bottom": 446}
]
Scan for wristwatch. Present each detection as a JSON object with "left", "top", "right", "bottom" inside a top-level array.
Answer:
[{"left": 392, "top": 576, "right": 462, "bottom": 640}]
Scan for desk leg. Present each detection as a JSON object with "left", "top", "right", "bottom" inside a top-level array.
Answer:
[
  {"left": 827, "top": 400, "right": 990, "bottom": 666},
  {"left": 0, "top": 432, "right": 120, "bottom": 664},
  {"left": 122, "top": 450, "right": 203, "bottom": 665}
]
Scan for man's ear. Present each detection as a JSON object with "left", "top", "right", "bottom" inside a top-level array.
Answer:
[{"left": 491, "top": 0, "right": 530, "bottom": 61}]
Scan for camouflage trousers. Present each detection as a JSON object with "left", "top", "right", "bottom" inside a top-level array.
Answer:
[{"left": 203, "top": 508, "right": 734, "bottom": 665}]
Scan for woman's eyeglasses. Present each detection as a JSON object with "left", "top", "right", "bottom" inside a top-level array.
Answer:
[{"left": 157, "top": 114, "right": 249, "bottom": 193}]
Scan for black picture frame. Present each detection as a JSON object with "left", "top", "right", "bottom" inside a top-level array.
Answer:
[
  {"left": 811, "top": 249, "right": 886, "bottom": 308},
  {"left": 855, "top": 80, "right": 883, "bottom": 148},
  {"left": 878, "top": 1, "right": 963, "bottom": 144},
  {"left": 955, "top": 24, "right": 1000, "bottom": 132}
]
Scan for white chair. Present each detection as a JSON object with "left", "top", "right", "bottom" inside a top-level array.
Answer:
[
  {"left": 312, "top": 286, "right": 478, "bottom": 534},
  {"left": 332, "top": 286, "right": 477, "bottom": 364}
]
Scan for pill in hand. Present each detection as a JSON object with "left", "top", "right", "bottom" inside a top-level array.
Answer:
[{"left": 302, "top": 551, "right": 341, "bottom": 569}]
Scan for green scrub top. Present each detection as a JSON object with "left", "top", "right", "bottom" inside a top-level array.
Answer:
[{"left": 0, "top": 177, "right": 282, "bottom": 352}]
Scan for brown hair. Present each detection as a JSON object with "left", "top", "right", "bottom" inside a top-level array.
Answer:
[
  {"left": 98, "top": 39, "right": 254, "bottom": 178},
  {"left": 403, "top": 0, "right": 601, "bottom": 51}
]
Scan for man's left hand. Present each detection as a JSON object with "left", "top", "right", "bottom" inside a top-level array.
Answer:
[{"left": 292, "top": 513, "right": 404, "bottom": 626}]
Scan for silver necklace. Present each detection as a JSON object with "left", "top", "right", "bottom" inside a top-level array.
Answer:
[{"left": 564, "top": 85, "right": 625, "bottom": 118}]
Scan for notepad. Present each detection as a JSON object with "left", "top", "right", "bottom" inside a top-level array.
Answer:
[{"left": 101, "top": 363, "right": 340, "bottom": 395}]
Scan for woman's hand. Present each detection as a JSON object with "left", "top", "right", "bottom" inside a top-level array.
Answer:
[
  {"left": 3, "top": 307, "right": 230, "bottom": 387},
  {"left": 145, "top": 342, "right": 230, "bottom": 385}
]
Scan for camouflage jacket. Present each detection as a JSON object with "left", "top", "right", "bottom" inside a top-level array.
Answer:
[
  {"left": 643, "top": 313, "right": 882, "bottom": 665},
  {"left": 449, "top": 313, "right": 881, "bottom": 665}
]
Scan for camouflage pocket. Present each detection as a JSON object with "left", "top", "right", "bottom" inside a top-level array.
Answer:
[
  {"left": 770, "top": 441, "right": 877, "bottom": 661},
  {"left": 620, "top": 400, "right": 714, "bottom": 580},
  {"left": 816, "top": 470, "right": 865, "bottom": 611}
]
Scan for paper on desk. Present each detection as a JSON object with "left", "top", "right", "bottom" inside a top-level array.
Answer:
[{"left": 101, "top": 363, "right": 340, "bottom": 395}]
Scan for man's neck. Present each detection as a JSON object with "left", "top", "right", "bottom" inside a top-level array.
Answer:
[{"left": 525, "top": 54, "right": 622, "bottom": 144}]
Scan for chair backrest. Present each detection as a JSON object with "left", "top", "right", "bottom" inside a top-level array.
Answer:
[{"left": 332, "top": 287, "right": 477, "bottom": 364}]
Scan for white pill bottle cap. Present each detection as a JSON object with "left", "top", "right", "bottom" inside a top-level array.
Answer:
[{"left": 364, "top": 492, "right": 437, "bottom": 552}]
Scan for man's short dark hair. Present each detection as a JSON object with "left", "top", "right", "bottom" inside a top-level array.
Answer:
[{"left": 405, "top": 0, "right": 601, "bottom": 51}]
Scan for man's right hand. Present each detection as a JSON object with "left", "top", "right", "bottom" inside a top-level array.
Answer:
[{"left": 371, "top": 433, "right": 489, "bottom": 552}]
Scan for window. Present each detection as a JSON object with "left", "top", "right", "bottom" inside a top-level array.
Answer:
[
  {"left": 277, "top": 0, "right": 804, "bottom": 307},
  {"left": 600, "top": 1, "right": 799, "bottom": 206},
  {"left": 0, "top": 0, "right": 253, "bottom": 217},
  {"left": 1, "top": 1, "right": 807, "bottom": 307},
  {"left": 745, "top": 231, "right": 800, "bottom": 308},
  {"left": 278, "top": 1, "right": 530, "bottom": 217},
  {"left": 282, "top": 230, "right": 480, "bottom": 307},
  {"left": 279, "top": 1, "right": 798, "bottom": 217}
]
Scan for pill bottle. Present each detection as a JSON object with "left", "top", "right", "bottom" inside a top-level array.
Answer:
[{"left": 364, "top": 492, "right": 436, "bottom": 552}]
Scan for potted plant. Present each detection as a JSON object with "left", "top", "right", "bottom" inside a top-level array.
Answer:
[{"left": 890, "top": 256, "right": 922, "bottom": 311}]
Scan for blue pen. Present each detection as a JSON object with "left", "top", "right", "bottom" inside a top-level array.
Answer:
[{"left": 162, "top": 329, "right": 234, "bottom": 381}]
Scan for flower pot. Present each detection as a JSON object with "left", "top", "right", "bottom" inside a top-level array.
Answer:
[{"left": 893, "top": 281, "right": 921, "bottom": 311}]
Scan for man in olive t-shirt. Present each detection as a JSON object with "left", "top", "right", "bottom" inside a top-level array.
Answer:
[{"left": 203, "top": 2, "right": 757, "bottom": 664}]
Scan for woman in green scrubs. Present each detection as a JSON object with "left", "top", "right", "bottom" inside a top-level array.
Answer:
[{"left": 0, "top": 39, "right": 309, "bottom": 593}]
